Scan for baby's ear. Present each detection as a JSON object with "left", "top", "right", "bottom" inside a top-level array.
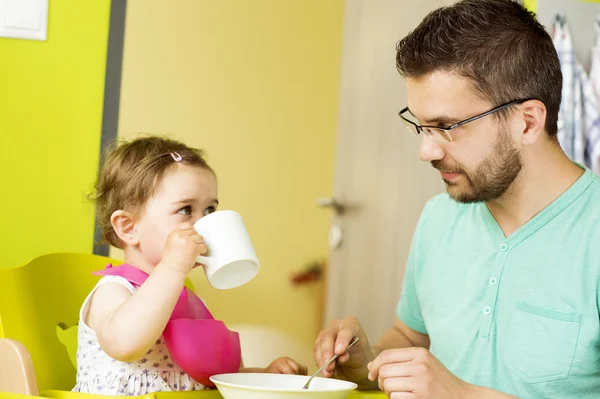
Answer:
[{"left": 111, "top": 210, "right": 139, "bottom": 246}]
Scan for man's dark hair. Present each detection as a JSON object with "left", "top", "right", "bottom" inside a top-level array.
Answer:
[{"left": 396, "top": 0, "right": 562, "bottom": 136}]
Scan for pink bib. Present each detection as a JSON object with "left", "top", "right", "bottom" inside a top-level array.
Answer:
[{"left": 93, "top": 264, "right": 242, "bottom": 387}]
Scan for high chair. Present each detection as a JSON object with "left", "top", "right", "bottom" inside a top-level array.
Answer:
[
  {"left": 0, "top": 339, "right": 38, "bottom": 395},
  {"left": 41, "top": 393, "right": 159, "bottom": 399},
  {"left": 0, "top": 253, "right": 221, "bottom": 399},
  {"left": 0, "top": 253, "right": 121, "bottom": 391},
  {"left": 0, "top": 393, "right": 62, "bottom": 399},
  {"left": 41, "top": 392, "right": 217, "bottom": 399}
]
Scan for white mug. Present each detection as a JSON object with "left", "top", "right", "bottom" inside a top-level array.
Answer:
[{"left": 193, "top": 210, "right": 259, "bottom": 289}]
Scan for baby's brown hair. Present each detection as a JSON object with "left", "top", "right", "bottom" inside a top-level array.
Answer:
[{"left": 92, "top": 135, "right": 213, "bottom": 248}]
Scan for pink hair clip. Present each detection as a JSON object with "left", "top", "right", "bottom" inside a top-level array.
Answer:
[{"left": 171, "top": 152, "right": 183, "bottom": 162}]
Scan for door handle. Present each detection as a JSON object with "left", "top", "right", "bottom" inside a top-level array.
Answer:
[{"left": 317, "top": 197, "right": 346, "bottom": 215}]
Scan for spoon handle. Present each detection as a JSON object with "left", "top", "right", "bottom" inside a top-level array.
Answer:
[{"left": 302, "top": 336, "right": 360, "bottom": 389}]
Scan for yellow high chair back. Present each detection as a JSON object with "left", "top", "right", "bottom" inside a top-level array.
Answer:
[{"left": 0, "top": 253, "right": 120, "bottom": 391}]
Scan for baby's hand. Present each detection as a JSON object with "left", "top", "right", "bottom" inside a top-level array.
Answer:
[
  {"left": 161, "top": 222, "right": 208, "bottom": 275},
  {"left": 264, "top": 357, "right": 308, "bottom": 375}
]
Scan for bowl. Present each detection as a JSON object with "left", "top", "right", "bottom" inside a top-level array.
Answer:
[{"left": 210, "top": 373, "right": 358, "bottom": 399}]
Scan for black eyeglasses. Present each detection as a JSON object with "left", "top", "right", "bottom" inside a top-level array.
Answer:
[{"left": 398, "top": 98, "right": 531, "bottom": 142}]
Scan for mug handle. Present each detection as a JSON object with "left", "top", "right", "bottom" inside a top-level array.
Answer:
[{"left": 196, "top": 255, "right": 210, "bottom": 265}]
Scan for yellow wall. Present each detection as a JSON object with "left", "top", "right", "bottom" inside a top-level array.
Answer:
[
  {"left": 524, "top": 0, "right": 537, "bottom": 11},
  {"left": 524, "top": 0, "right": 600, "bottom": 12},
  {"left": 114, "top": 0, "right": 344, "bottom": 349},
  {"left": 0, "top": 2, "right": 111, "bottom": 269}
]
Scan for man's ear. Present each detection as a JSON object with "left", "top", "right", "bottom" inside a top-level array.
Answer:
[{"left": 519, "top": 99, "right": 547, "bottom": 146}]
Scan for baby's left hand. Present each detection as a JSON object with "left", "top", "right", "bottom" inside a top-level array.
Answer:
[{"left": 265, "top": 357, "right": 308, "bottom": 375}]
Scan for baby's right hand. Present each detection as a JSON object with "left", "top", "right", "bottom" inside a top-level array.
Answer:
[{"left": 161, "top": 223, "right": 208, "bottom": 275}]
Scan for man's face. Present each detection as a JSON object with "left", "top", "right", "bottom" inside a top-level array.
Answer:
[{"left": 406, "top": 71, "right": 522, "bottom": 203}]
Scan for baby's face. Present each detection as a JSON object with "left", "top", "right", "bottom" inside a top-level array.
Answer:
[{"left": 135, "top": 164, "right": 218, "bottom": 267}]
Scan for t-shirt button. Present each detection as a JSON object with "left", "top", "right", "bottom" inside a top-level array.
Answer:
[
  {"left": 489, "top": 277, "right": 498, "bottom": 286},
  {"left": 483, "top": 306, "right": 492, "bottom": 315},
  {"left": 500, "top": 243, "right": 508, "bottom": 252}
]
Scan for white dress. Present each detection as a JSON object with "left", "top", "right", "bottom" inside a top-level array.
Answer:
[{"left": 72, "top": 276, "right": 207, "bottom": 395}]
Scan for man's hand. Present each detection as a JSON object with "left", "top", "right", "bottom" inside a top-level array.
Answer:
[
  {"left": 313, "top": 316, "right": 378, "bottom": 389},
  {"left": 368, "top": 347, "right": 470, "bottom": 398}
]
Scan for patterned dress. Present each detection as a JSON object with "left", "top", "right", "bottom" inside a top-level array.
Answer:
[{"left": 72, "top": 275, "right": 207, "bottom": 395}]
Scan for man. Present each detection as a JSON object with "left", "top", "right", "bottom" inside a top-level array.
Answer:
[{"left": 313, "top": 1, "right": 600, "bottom": 398}]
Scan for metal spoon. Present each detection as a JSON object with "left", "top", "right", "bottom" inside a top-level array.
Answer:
[{"left": 302, "top": 336, "right": 360, "bottom": 390}]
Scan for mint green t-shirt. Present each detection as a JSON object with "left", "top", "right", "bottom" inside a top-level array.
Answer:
[{"left": 398, "top": 168, "right": 600, "bottom": 398}]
